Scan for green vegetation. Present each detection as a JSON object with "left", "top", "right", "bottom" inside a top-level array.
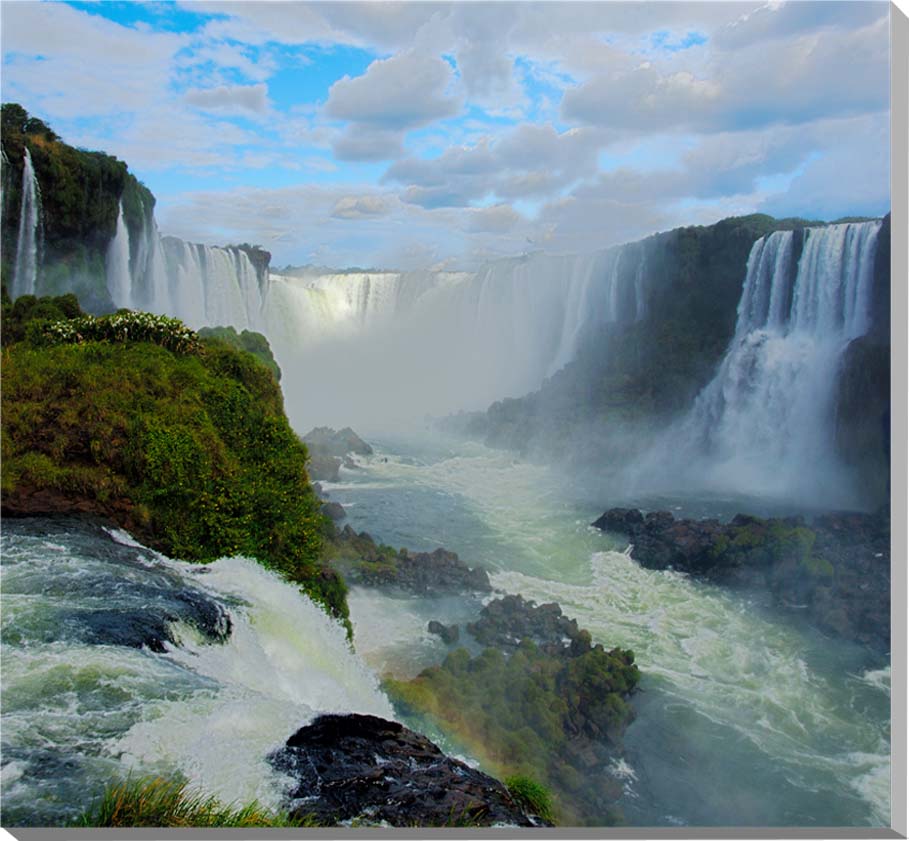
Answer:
[
  {"left": 505, "top": 775, "right": 555, "bottom": 823},
  {"left": 75, "top": 777, "right": 313, "bottom": 828},
  {"left": 385, "top": 640, "right": 638, "bottom": 824},
  {"left": 1, "top": 295, "right": 349, "bottom": 629},
  {"left": 2, "top": 103, "right": 154, "bottom": 310},
  {"left": 198, "top": 325, "right": 281, "bottom": 380}
]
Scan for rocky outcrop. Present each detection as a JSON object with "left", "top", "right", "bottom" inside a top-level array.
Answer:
[
  {"left": 302, "top": 426, "right": 373, "bottom": 481},
  {"left": 594, "top": 507, "right": 890, "bottom": 651},
  {"left": 320, "top": 501, "right": 346, "bottom": 522},
  {"left": 427, "top": 620, "right": 459, "bottom": 644},
  {"left": 269, "top": 714, "right": 544, "bottom": 827},
  {"left": 467, "top": 594, "right": 592, "bottom": 656},
  {"left": 329, "top": 525, "right": 491, "bottom": 595}
]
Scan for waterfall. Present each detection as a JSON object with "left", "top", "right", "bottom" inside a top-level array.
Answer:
[
  {"left": 12, "top": 147, "right": 42, "bottom": 299},
  {"left": 259, "top": 245, "right": 650, "bottom": 428},
  {"left": 668, "top": 219, "right": 883, "bottom": 503},
  {"left": 0, "top": 518, "right": 393, "bottom": 826},
  {"left": 105, "top": 203, "right": 132, "bottom": 308},
  {"left": 103, "top": 198, "right": 268, "bottom": 331}
]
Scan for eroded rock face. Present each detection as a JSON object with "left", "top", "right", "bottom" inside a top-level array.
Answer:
[
  {"left": 593, "top": 507, "right": 890, "bottom": 651},
  {"left": 269, "top": 713, "right": 543, "bottom": 827}
]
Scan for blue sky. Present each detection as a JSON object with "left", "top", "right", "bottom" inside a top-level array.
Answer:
[{"left": 0, "top": 1, "right": 891, "bottom": 269}]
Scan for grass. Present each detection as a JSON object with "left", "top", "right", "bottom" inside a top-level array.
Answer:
[
  {"left": 506, "top": 775, "right": 555, "bottom": 823},
  {"left": 75, "top": 776, "right": 316, "bottom": 828}
]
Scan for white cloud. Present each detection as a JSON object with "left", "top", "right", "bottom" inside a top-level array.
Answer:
[
  {"left": 325, "top": 50, "right": 460, "bottom": 130},
  {"left": 184, "top": 83, "right": 269, "bottom": 114},
  {"left": 331, "top": 195, "right": 391, "bottom": 219}
]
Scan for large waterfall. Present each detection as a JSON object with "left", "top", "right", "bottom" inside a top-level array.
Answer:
[
  {"left": 11, "top": 147, "right": 42, "bottom": 299},
  {"left": 102, "top": 209, "right": 652, "bottom": 428},
  {"left": 654, "top": 219, "right": 884, "bottom": 506},
  {"left": 104, "top": 201, "right": 266, "bottom": 329},
  {"left": 261, "top": 244, "right": 650, "bottom": 428}
]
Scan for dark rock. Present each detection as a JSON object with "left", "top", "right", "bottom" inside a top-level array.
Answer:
[
  {"left": 593, "top": 506, "right": 890, "bottom": 651},
  {"left": 269, "top": 713, "right": 542, "bottom": 827},
  {"left": 428, "top": 620, "right": 460, "bottom": 644},
  {"left": 312, "top": 482, "right": 326, "bottom": 499},
  {"left": 467, "top": 594, "right": 586, "bottom": 654},
  {"left": 320, "top": 501, "right": 346, "bottom": 522}
]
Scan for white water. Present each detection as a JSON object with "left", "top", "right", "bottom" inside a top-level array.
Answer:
[
  {"left": 322, "top": 437, "right": 891, "bottom": 827},
  {"left": 0, "top": 521, "right": 392, "bottom": 825},
  {"left": 12, "top": 147, "right": 42, "bottom": 299},
  {"left": 640, "top": 220, "right": 883, "bottom": 506},
  {"left": 105, "top": 203, "right": 131, "bottom": 308},
  {"left": 262, "top": 244, "right": 650, "bottom": 427}
]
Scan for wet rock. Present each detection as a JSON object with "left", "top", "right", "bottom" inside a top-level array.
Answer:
[
  {"left": 593, "top": 506, "right": 890, "bottom": 651},
  {"left": 428, "top": 620, "right": 459, "bottom": 644},
  {"left": 302, "top": 426, "right": 373, "bottom": 458},
  {"left": 269, "top": 713, "right": 543, "bottom": 827},
  {"left": 320, "top": 501, "right": 346, "bottom": 521},
  {"left": 467, "top": 594, "right": 587, "bottom": 654},
  {"left": 307, "top": 452, "right": 341, "bottom": 482}
]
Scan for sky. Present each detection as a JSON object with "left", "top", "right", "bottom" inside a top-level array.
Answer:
[{"left": 0, "top": 0, "right": 892, "bottom": 270}]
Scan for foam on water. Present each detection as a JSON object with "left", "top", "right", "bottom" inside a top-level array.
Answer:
[
  {"left": 332, "top": 439, "right": 891, "bottom": 826},
  {"left": 1, "top": 523, "right": 392, "bottom": 824}
]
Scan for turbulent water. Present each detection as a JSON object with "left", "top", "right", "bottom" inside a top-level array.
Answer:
[
  {"left": 326, "top": 436, "right": 891, "bottom": 827},
  {"left": 641, "top": 220, "right": 884, "bottom": 508},
  {"left": 0, "top": 518, "right": 392, "bottom": 826}
]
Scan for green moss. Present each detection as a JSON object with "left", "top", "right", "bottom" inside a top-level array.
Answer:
[
  {"left": 384, "top": 641, "right": 638, "bottom": 824},
  {"left": 1, "top": 300, "right": 349, "bottom": 632},
  {"left": 197, "top": 326, "right": 281, "bottom": 381}
]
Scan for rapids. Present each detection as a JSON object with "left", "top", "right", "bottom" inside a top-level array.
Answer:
[
  {"left": 0, "top": 517, "right": 391, "bottom": 826},
  {"left": 328, "top": 436, "right": 891, "bottom": 827}
]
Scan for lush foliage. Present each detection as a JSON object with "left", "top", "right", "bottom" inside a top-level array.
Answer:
[
  {"left": 1, "top": 286, "right": 83, "bottom": 346},
  {"left": 198, "top": 325, "right": 280, "bottom": 380},
  {"left": 385, "top": 640, "right": 638, "bottom": 824},
  {"left": 75, "top": 777, "right": 312, "bottom": 828},
  {"left": 1, "top": 299, "right": 348, "bottom": 628},
  {"left": 36, "top": 311, "right": 202, "bottom": 354}
]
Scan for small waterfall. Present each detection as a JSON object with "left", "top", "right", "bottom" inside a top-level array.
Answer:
[
  {"left": 0, "top": 519, "right": 392, "bottom": 826},
  {"left": 105, "top": 203, "right": 132, "bottom": 308},
  {"left": 12, "top": 147, "right": 42, "bottom": 299},
  {"left": 670, "top": 219, "right": 883, "bottom": 503}
]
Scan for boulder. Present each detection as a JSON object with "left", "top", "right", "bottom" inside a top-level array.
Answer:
[
  {"left": 269, "top": 713, "right": 542, "bottom": 827},
  {"left": 428, "top": 620, "right": 460, "bottom": 644}
]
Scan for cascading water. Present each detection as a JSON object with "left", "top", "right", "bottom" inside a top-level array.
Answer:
[
  {"left": 261, "top": 245, "right": 651, "bottom": 429},
  {"left": 105, "top": 203, "right": 132, "bottom": 309},
  {"left": 0, "top": 518, "right": 393, "bottom": 827},
  {"left": 654, "top": 219, "right": 883, "bottom": 505},
  {"left": 12, "top": 147, "right": 42, "bottom": 299}
]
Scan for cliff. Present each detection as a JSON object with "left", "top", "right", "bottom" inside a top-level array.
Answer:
[
  {"left": 1, "top": 103, "right": 155, "bottom": 312},
  {"left": 0, "top": 295, "right": 348, "bottom": 627}
]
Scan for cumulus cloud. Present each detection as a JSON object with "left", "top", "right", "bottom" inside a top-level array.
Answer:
[
  {"left": 561, "top": 14, "right": 888, "bottom": 133},
  {"left": 332, "top": 127, "right": 404, "bottom": 162},
  {"left": 325, "top": 50, "right": 460, "bottom": 130},
  {"left": 385, "top": 124, "right": 604, "bottom": 208},
  {"left": 184, "top": 83, "right": 270, "bottom": 114},
  {"left": 331, "top": 195, "right": 391, "bottom": 219}
]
